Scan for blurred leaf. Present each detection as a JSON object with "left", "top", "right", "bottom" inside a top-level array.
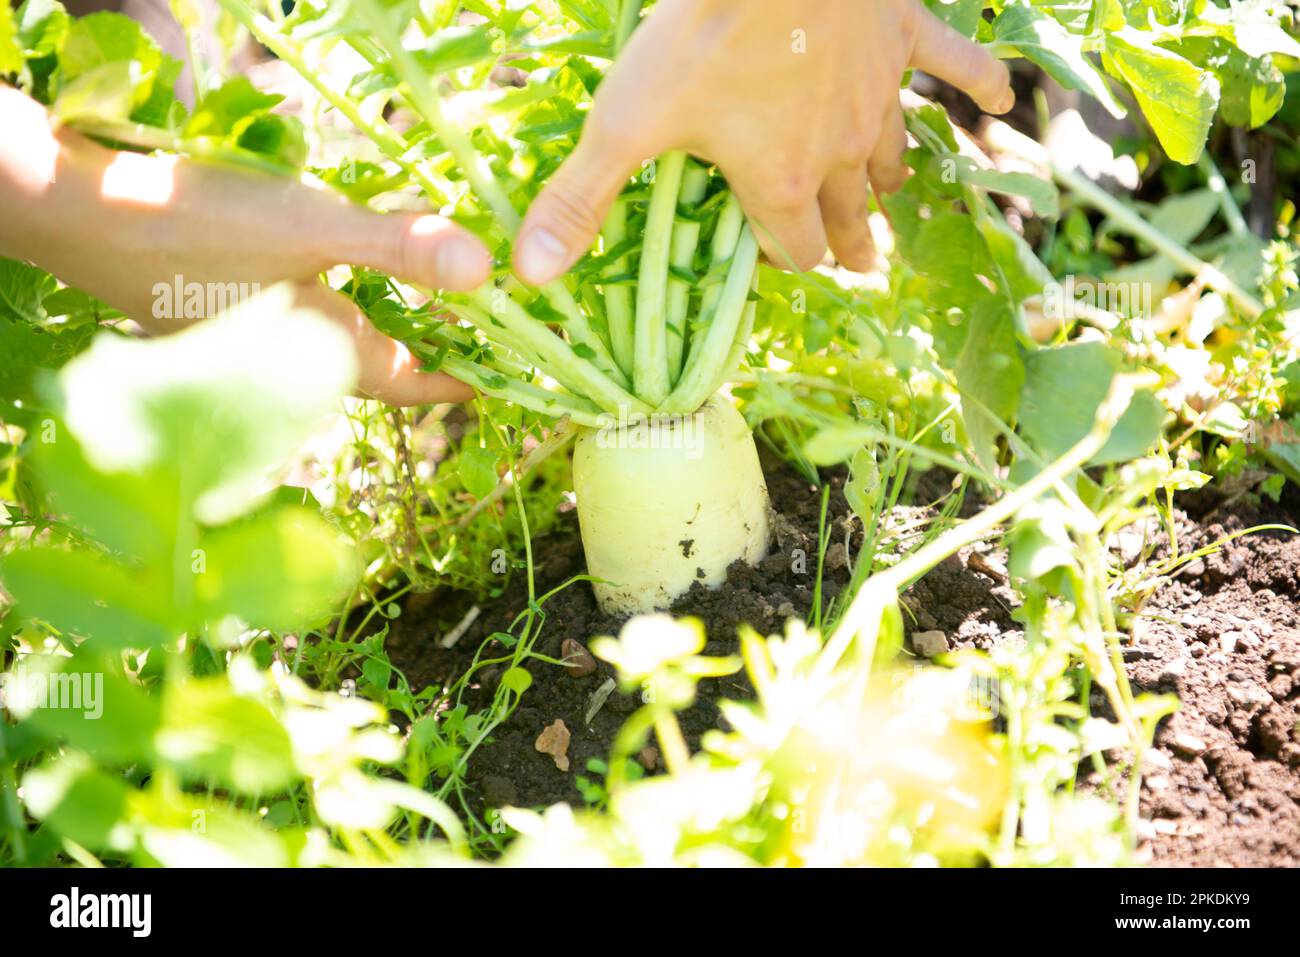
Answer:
[
  {"left": 22, "top": 752, "right": 131, "bottom": 850},
  {"left": 18, "top": 652, "right": 161, "bottom": 764},
  {"left": 197, "top": 506, "right": 359, "bottom": 632},
  {"left": 157, "top": 676, "right": 296, "bottom": 793},
  {"left": 0, "top": 545, "right": 177, "bottom": 647},
  {"left": 57, "top": 284, "right": 356, "bottom": 525}
]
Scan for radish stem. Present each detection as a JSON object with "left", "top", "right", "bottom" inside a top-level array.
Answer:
[
  {"left": 666, "top": 163, "right": 709, "bottom": 383},
  {"left": 634, "top": 150, "right": 687, "bottom": 405}
]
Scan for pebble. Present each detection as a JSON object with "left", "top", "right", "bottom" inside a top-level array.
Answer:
[
  {"left": 1220, "top": 631, "right": 1241, "bottom": 654},
  {"left": 1172, "top": 733, "right": 1208, "bottom": 757},
  {"left": 560, "top": 638, "right": 597, "bottom": 678},
  {"left": 777, "top": 601, "right": 797, "bottom": 619},
  {"left": 535, "top": 719, "right": 572, "bottom": 772},
  {"left": 1145, "top": 748, "right": 1172, "bottom": 770},
  {"left": 911, "top": 630, "right": 950, "bottom": 659},
  {"left": 1226, "top": 682, "right": 1272, "bottom": 710}
]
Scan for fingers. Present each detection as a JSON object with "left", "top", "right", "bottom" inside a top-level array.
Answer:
[
  {"left": 819, "top": 165, "right": 873, "bottom": 272},
  {"left": 868, "top": 98, "right": 909, "bottom": 195},
  {"left": 731, "top": 173, "right": 828, "bottom": 273},
  {"left": 908, "top": 6, "right": 1014, "bottom": 115},
  {"left": 295, "top": 284, "right": 475, "bottom": 407},
  {"left": 513, "top": 126, "right": 648, "bottom": 285},
  {"left": 338, "top": 211, "right": 493, "bottom": 292}
]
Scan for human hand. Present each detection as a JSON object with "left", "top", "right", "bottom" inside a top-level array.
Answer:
[
  {"left": 514, "top": 0, "right": 1013, "bottom": 281},
  {"left": 0, "top": 86, "right": 490, "bottom": 406}
]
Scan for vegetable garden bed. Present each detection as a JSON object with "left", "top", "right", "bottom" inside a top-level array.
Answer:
[{"left": 382, "top": 462, "right": 1300, "bottom": 866}]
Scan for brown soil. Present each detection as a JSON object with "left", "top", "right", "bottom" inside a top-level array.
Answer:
[{"left": 382, "top": 461, "right": 1300, "bottom": 867}]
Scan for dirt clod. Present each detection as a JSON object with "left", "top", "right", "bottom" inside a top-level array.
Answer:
[{"left": 911, "top": 630, "right": 950, "bottom": 659}]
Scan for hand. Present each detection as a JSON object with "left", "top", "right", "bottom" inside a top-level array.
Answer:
[
  {"left": 514, "top": 0, "right": 1013, "bottom": 280},
  {"left": 0, "top": 86, "right": 491, "bottom": 406}
]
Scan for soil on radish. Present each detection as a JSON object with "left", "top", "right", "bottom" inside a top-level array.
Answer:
[{"left": 382, "top": 461, "right": 1300, "bottom": 867}]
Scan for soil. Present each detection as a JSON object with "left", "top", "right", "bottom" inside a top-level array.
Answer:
[{"left": 382, "top": 458, "right": 1300, "bottom": 867}]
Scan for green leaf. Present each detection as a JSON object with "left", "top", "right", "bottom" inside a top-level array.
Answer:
[
  {"left": 1103, "top": 29, "right": 1219, "bottom": 164},
  {"left": 459, "top": 446, "right": 500, "bottom": 499},
  {"left": 157, "top": 676, "right": 296, "bottom": 793},
  {"left": 955, "top": 300, "right": 1024, "bottom": 472},
  {"left": 944, "top": 156, "right": 1061, "bottom": 219},
  {"left": 804, "top": 425, "right": 869, "bottom": 466},
  {"left": 923, "top": 0, "right": 985, "bottom": 37},
  {"left": 15, "top": 0, "right": 70, "bottom": 59},
  {"left": 196, "top": 506, "right": 359, "bottom": 632},
  {"left": 0, "top": 1, "right": 24, "bottom": 75},
  {"left": 186, "top": 75, "right": 282, "bottom": 137},
  {"left": 52, "top": 12, "right": 163, "bottom": 123},
  {"left": 1018, "top": 341, "right": 1165, "bottom": 465},
  {"left": 1173, "top": 36, "right": 1285, "bottom": 129},
  {"left": 992, "top": 6, "right": 1126, "bottom": 119},
  {"left": 500, "top": 666, "right": 533, "bottom": 695}
]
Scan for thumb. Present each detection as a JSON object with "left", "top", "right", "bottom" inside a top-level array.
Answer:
[
  {"left": 335, "top": 210, "right": 493, "bottom": 292},
  {"left": 514, "top": 129, "right": 644, "bottom": 285}
]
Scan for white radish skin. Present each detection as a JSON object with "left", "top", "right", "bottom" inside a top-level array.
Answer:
[{"left": 573, "top": 396, "right": 770, "bottom": 616}]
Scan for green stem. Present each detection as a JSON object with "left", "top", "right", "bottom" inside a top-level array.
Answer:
[
  {"left": 469, "top": 288, "right": 650, "bottom": 416},
  {"left": 660, "top": 226, "right": 759, "bottom": 413},
  {"left": 817, "top": 376, "right": 1138, "bottom": 681},
  {"left": 1053, "top": 162, "right": 1264, "bottom": 318},
  {"left": 666, "top": 163, "right": 709, "bottom": 383},
  {"left": 357, "top": 0, "right": 518, "bottom": 228},
  {"left": 1198, "top": 153, "right": 1249, "bottom": 238},
  {"left": 601, "top": 200, "right": 636, "bottom": 374},
  {"left": 693, "top": 193, "right": 744, "bottom": 337},
  {"left": 615, "top": 0, "right": 645, "bottom": 52},
  {"left": 411, "top": 344, "right": 605, "bottom": 426},
  {"left": 633, "top": 150, "right": 687, "bottom": 404}
]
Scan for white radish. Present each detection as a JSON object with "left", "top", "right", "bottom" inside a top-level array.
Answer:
[{"left": 573, "top": 396, "right": 770, "bottom": 616}]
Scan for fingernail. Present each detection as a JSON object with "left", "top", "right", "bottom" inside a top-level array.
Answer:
[
  {"left": 437, "top": 235, "right": 490, "bottom": 289},
  {"left": 995, "top": 89, "right": 1015, "bottom": 114},
  {"left": 516, "top": 228, "right": 569, "bottom": 284}
]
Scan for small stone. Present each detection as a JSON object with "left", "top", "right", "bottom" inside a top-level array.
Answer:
[
  {"left": 1226, "top": 682, "right": 1272, "bottom": 710},
  {"left": 776, "top": 601, "right": 797, "bottom": 619},
  {"left": 1160, "top": 657, "right": 1188, "bottom": 681},
  {"left": 1144, "top": 748, "right": 1172, "bottom": 770},
  {"left": 1177, "top": 559, "right": 1206, "bottom": 579},
  {"left": 1145, "top": 775, "right": 1170, "bottom": 791},
  {"left": 911, "top": 630, "right": 950, "bottom": 659},
  {"left": 560, "top": 638, "right": 597, "bottom": 678},
  {"left": 1153, "top": 819, "right": 1178, "bottom": 835},
  {"left": 636, "top": 746, "right": 660, "bottom": 772},
  {"left": 1219, "top": 631, "right": 1241, "bottom": 654},
  {"left": 535, "top": 719, "right": 571, "bottom": 772},
  {"left": 1171, "top": 733, "right": 1208, "bottom": 757}
]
